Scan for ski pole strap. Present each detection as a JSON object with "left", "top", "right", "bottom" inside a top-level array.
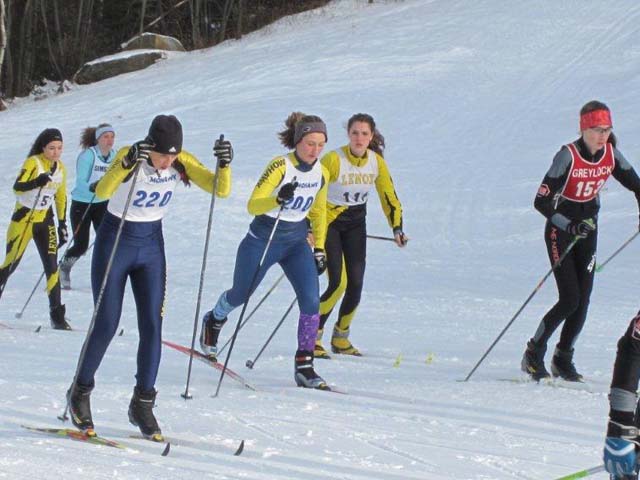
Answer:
[{"left": 607, "top": 420, "right": 640, "bottom": 441}]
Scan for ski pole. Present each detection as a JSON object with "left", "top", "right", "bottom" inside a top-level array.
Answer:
[
  {"left": 366, "top": 234, "right": 395, "bottom": 242},
  {"left": 59, "top": 165, "right": 141, "bottom": 422},
  {"left": 462, "top": 235, "right": 581, "bottom": 382},
  {"left": 0, "top": 187, "right": 44, "bottom": 300},
  {"left": 552, "top": 464, "right": 604, "bottom": 480},
  {"left": 245, "top": 297, "right": 296, "bottom": 370},
  {"left": 214, "top": 203, "right": 286, "bottom": 397},
  {"left": 15, "top": 241, "right": 95, "bottom": 320},
  {"left": 15, "top": 196, "right": 96, "bottom": 319},
  {"left": 181, "top": 135, "right": 224, "bottom": 400},
  {"left": 596, "top": 230, "right": 640, "bottom": 272},
  {"left": 216, "top": 272, "right": 286, "bottom": 357}
]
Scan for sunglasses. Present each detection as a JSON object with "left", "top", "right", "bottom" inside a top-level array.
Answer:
[{"left": 590, "top": 127, "right": 613, "bottom": 135}]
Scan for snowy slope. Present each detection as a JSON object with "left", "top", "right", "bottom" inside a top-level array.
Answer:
[{"left": 2, "top": 0, "right": 640, "bottom": 478}]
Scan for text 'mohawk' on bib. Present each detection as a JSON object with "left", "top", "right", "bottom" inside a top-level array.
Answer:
[{"left": 560, "top": 143, "right": 614, "bottom": 202}]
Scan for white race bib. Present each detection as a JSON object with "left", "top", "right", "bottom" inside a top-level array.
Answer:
[
  {"left": 327, "top": 149, "right": 378, "bottom": 206},
  {"left": 265, "top": 156, "right": 322, "bottom": 222},
  {"left": 107, "top": 161, "right": 179, "bottom": 222},
  {"left": 17, "top": 158, "right": 64, "bottom": 211},
  {"left": 87, "top": 147, "right": 114, "bottom": 185}
]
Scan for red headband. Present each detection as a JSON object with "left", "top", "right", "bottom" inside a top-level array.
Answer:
[{"left": 580, "top": 109, "right": 612, "bottom": 131}]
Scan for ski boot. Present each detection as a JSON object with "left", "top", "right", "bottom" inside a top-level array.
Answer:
[
  {"left": 199, "top": 311, "right": 227, "bottom": 360},
  {"left": 294, "top": 350, "right": 329, "bottom": 390},
  {"left": 59, "top": 255, "right": 78, "bottom": 290},
  {"left": 128, "top": 386, "right": 164, "bottom": 442},
  {"left": 67, "top": 382, "right": 95, "bottom": 434},
  {"left": 314, "top": 328, "right": 331, "bottom": 359},
  {"left": 331, "top": 325, "right": 362, "bottom": 356},
  {"left": 521, "top": 339, "right": 550, "bottom": 381},
  {"left": 50, "top": 304, "right": 72, "bottom": 330},
  {"left": 550, "top": 346, "right": 583, "bottom": 382}
]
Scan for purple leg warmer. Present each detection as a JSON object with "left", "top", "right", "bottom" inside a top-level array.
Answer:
[{"left": 297, "top": 313, "right": 319, "bottom": 352}]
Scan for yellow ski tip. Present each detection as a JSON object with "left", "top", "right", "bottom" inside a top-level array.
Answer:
[{"left": 393, "top": 353, "right": 403, "bottom": 368}]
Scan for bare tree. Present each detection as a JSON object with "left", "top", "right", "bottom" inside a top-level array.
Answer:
[
  {"left": 140, "top": 0, "right": 148, "bottom": 34},
  {"left": 235, "top": 0, "right": 243, "bottom": 40},
  {"left": 218, "top": 0, "right": 234, "bottom": 43},
  {"left": 0, "top": 0, "right": 6, "bottom": 108},
  {"left": 39, "top": 0, "right": 64, "bottom": 83},
  {"left": 0, "top": 0, "right": 6, "bottom": 94},
  {"left": 0, "top": 0, "right": 330, "bottom": 99}
]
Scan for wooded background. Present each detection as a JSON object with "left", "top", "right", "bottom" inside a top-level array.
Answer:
[{"left": 0, "top": 0, "right": 329, "bottom": 99}]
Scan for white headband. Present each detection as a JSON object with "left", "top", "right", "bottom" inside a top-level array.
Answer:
[{"left": 95, "top": 125, "right": 115, "bottom": 141}]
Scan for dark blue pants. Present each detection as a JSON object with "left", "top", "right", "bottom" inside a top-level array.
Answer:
[
  {"left": 77, "top": 212, "right": 166, "bottom": 391},
  {"left": 224, "top": 233, "right": 319, "bottom": 315}
]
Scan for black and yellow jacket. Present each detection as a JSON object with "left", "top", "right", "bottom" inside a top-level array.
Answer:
[
  {"left": 12, "top": 154, "right": 67, "bottom": 223},
  {"left": 321, "top": 146, "right": 402, "bottom": 231}
]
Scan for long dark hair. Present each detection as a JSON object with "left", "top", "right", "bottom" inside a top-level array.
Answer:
[
  {"left": 28, "top": 128, "right": 62, "bottom": 157},
  {"left": 347, "top": 113, "right": 385, "bottom": 155},
  {"left": 580, "top": 100, "right": 617, "bottom": 148},
  {"left": 79, "top": 123, "right": 112, "bottom": 149}
]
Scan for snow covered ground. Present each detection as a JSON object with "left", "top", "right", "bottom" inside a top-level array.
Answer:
[{"left": 2, "top": 0, "right": 640, "bottom": 478}]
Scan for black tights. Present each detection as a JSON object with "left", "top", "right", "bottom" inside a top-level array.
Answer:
[
  {"left": 532, "top": 222, "right": 597, "bottom": 351},
  {"left": 65, "top": 200, "right": 107, "bottom": 259},
  {"left": 319, "top": 220, "right": 367, "bottom": 331}
]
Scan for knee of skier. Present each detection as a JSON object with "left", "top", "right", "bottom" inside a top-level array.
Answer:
[
  {"left": 298, "top": 293, "right": 319, "bottom": 314},
  {"left": 558, "top": 292, "right": 581, "bottom": 317},
  {"left": 345, "top": 276, "right": 364, "bottom": 301}
]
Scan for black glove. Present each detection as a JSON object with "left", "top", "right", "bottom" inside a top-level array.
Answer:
[
  {"left": 33, "top": 172, "right": 52, "bottom": 188},
  {"left": 89, "top": 181, "right": 99, "bottom": 193},
  {"left": 566, "top": 219, "right": 596, "bottom": 238},
  {"left": 313, "top": 248, "right": 327, "bottom": 275},
  {"left": 122, "top": 140, "right": 152, "bottom": 169},
  {"left": 213, "top": 137, "right": 233, "bottom": 168},
  {"left": 57, "top": 221, "right": 68, "bottom": 248},
  {"left": 277, "top": 181, "right": 298, "bottom": 204}
]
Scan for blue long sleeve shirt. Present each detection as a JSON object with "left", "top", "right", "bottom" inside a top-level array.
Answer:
[{"left": 71, "top": 147, "right": 115, "bottom": 203}]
